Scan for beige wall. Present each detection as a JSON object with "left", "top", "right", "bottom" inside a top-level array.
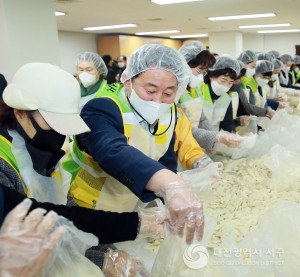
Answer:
[
  {"left": 58, "top": 31, "right": 98, "bottom": 74},
  {"left": 98, "top": 35, "right": 120, "bottom": 59},
  {"left": 97, "top": 35, "right": 182, "bottom": 60},
  {"left": 58, "top": 31, "right": 300, "bottom": 75}
]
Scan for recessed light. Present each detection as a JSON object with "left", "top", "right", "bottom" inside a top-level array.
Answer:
[
  {"left": 239, "top": 23, "right": 291, "bottom": 29},
  {"left": 136, "top": 30, "right": 180, "bottom": 35},
  {"left": 55, "top": 11, "right": 66, "bottom": 16},
  {"left": 170, "top": 34, "right": 208, "bottom": 38},
  {"left": 83, "top": 24, "right": 138, "bottom": 31},
  {"left": 151, "top": 0, "right": 204, "bottom": 4},
  {"left": 257, "top": 29, "right": 300, "bottom": 34},
  {"left": 208, "top": 13, "right": 276, "bottom": 21}
]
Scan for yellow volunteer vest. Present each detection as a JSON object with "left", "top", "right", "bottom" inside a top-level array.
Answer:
[
  {"left": 178, "top": 85, "right": 203, "bottom": 128},
  {"left": 63, "top": 83, "right": 177, "bottom": 212},
  {"left": 242, "top": 76, "right": 263, "bottom": 107},
  {"left": 1, "top": 131, "right": 70, "bottom": 204},
  {"left": 0, "top": 135, "right": 19, "bottom": 173},
  {"left": 289, "top": 70, "right": 296, "bottom": 85},
  {"left": 201, "top": 83, "right": 239, "bottom": 130},
  {"left": 79, "top": 79, "right": 107, "bottom": 110},
  {"left": 297, "top": 71, "right": 300, "bottom": 83}
]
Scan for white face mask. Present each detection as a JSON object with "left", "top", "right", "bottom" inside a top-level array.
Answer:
[
  {"left": 295, "top": 67, "right": 300, "bottom": 73},
  {"left": 118, "top": 62, "right": 125, "bottom": 68},
  {"left": 256, "top": 77, "right": 269, "bottom": 87},
  {"left": 271, "top": 74, "right": 278, "bottom": 81},
  {"left": 189, "top": 73, "right": 204, "bottom": 88},
  {"left": 129, "top": 84, "right": 172, "bottom": 125},
  {"left": 211, "top": 80, "right": 230, "bottom": 96},
  {"left": 245, "top": 68, "right": 256, "bottom": 78},
  {"left": 79, "top": 72, "right": 97, "bottom": 88}
]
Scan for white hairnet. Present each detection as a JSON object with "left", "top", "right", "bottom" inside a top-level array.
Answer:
[
  {"left": 255, "top": 60, "right": 274, "bottom": 74},
  {"left": 268, "top": 50, "right": 280, "bottom": 59},
  {"left": 120, "top": 44, "right": 190, "bottom": 96},
  {"left": 237, "top": 60, "right": 245, "bottom": 71},
  {"left": 209, "top": 56, "right": 240, "bottom": 75},
  {"left": 280, "top": 54, "right": 293, "bottom": 64},
  {"left": 294, "top": 55, "right": 300, "bottom": 65},
  {"left": 257, "top": 53, "right": 272, "bottom": 62},
  {"left": 237, "top": 50, "right": 257, "bottom": 64},
  {"left": 178, "top": 41, "right": 206, "bottom": 63},
  {"left": 76, "top": 52, "right": 108, "bottom": 77},
  {"left": 272, "top": 59, "right": 283, "bottom": 70}
]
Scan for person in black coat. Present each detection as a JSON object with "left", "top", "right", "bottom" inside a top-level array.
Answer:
[{"left": 102, "top": 55, "right": 118, "bottom": 84}]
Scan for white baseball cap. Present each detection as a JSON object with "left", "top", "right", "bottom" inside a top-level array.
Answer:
[{"left": 3, "top": 63, "right": 90, "bottom": 135}]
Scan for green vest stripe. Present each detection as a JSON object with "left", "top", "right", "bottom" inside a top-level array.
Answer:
[
  {"left": 242, "top": 76, "right": 258, "bottom": 95},
  {"left": 202, "top": 83, "right": 213, "bottom": 103},
  {"left": 0, "top": 135, "right": 19, "bottom": 173}
]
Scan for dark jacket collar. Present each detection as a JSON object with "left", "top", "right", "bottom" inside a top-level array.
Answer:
[{"left": 0, "top": 128, "right": 64, "bottom": 177}]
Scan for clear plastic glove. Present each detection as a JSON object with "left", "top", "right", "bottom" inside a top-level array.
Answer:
[
  {"left": 274, "top": 96, "right": 284, "bottom": 102},
  {"left": 138, "top": 207, "right": 166, "bottom": 239},
  {"left": 239, "top": 115, "right": 251, "bottom": 126},
  {"left": 103, "top": 249, "right": 150, "bottom": 277},
  {"left": 192, "top": 155, "right": 212, "bottom": 169},
  {"left": 216, "top": 130, "right": 243, "bottom": 148},
  {"left": 0, "top": 199, "right": 63, "bottom": 277},
  {"left": 157, "top": 181, "right": 204, "bottom": 245},
  {"left": 267, "top": 107, "right": 275, "bottom": 118},
  {"left": 193, "top": 156, "right": 223, "bottom": 170},
  {"left": 279, "top": 102, "right": 288, "bottom": 109},
  {"left": 293, "top": 91, "right": 300, "bottom": 97}
]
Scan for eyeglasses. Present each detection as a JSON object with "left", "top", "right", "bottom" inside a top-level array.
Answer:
[
  {"left": 261, "top": 76, "right": 271, "bottom": 81},
  {"left": 194, "top": 66, "right": 208, "bottom": 75}
]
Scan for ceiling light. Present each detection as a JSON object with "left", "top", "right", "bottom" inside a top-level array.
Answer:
[
  {"left": 136, "top": 30, "right": 180, "bottom": 35},
  {"left": 257, "top": 29, "right": 300, "bottom": 34},
  {"left": 83, "top": 24, "right": 138, "bottom": 31},
  {"left": 239, "top": 23, "right": 291, "bottom": 29},
  {"left": 208, "top": 13, "right": 276, "bottom": 21},
  {"left": 55, "top": 11, "right": 66, "bottom": 16},
  {"left": 151, "top": 0, "right": 204, "bottom": 5},
  {"left": 170, "top": 34, "right": 208, "bottom": 39}
]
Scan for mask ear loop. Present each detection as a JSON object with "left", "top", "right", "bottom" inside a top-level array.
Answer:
[
  {"left": 127, "top": 80, "right": 152, "bottom": 124},
  {"left": 126, "top": 82, "right": 177, "bottom": 136},
  {"left": 148, "top": 105, "right": 176, "bottom": 136},
  {"left": 28, "top": 111, "right": 43, "bottom": 133}
]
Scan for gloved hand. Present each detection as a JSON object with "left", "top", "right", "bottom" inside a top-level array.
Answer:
[
  {"left": 138, "top": 206, "right": 166, "bottom": 239},
  {"left": 292, "top": 91, "right": 300, "bottom": 97},
  {"left": 267, "top": 107, "right": 275, "bottom": 118},
  {"left": 239, "top": 115, "right": 251, "bottom": 126},
  {"left": 0, "top": 199, "right": 63, "bottom": 277},
  {"left": 192, "top": 155, "right": 212, "bottom": 169},
  {"left": 274, "top": 96, "right": 284, "bottom": 102},
  {"left": 216, "top": 130, "right": 243, "bottom": 148},
  {"left": 279, "top": 102, "right": 288, "bottom": 109},
  {"left": 103, "top": 249, "right": 150, "bottom": 277},
  {"left": 156, "top": 181, "right": 204, "bottom": 245},
  {"left": 193, "top": 156, "right": 223, "bottom": 170}
]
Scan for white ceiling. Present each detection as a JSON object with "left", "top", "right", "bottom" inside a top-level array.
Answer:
[{"left": 54, "top": 0, "right": 300, "bottom": 38}]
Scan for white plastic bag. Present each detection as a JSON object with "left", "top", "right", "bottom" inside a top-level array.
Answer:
[
  {"left": 238, "top": 116, "right": 258, "bottom": 136},
  {"left": 178, "top": 163, "right": 220, "bottom": 201},
  {"left": 265, "top": 145, "right": 300, "bottom": 192},
  {"left": 47, "top": 217, "right": 103, "bottom": 277},
  {"left": 237, "top": 201, "right": 300, "bottom": 277},
  {"left": 213, "top": 133, "right": 257, "bottom": 160},
  {"left": 151, "top": 215, "right": 218, "bottom": 277}
]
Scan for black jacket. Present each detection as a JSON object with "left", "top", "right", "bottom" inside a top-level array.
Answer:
[{"left": 0, "top": 184, "right": 139, "bottom": 244}]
